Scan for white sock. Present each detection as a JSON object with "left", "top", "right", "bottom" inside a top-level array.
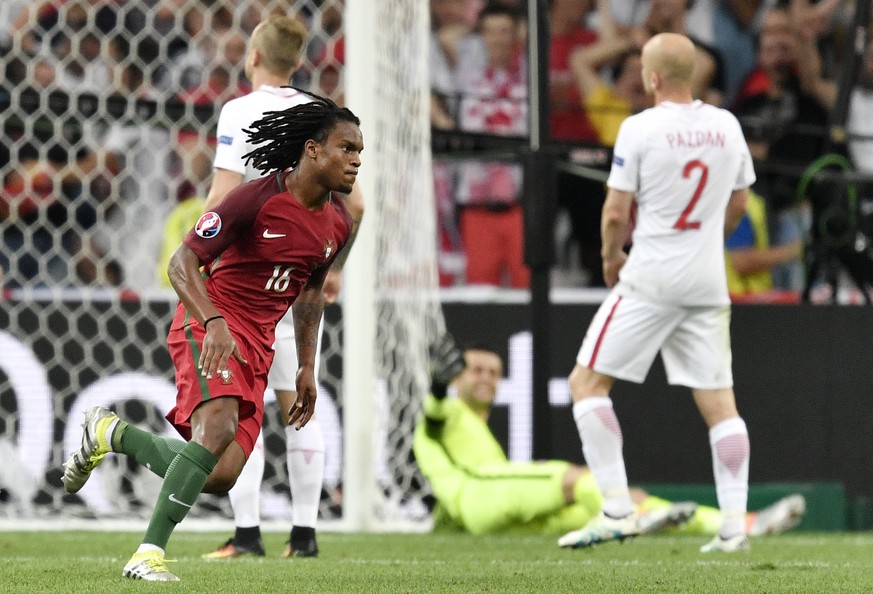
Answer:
[
  {"left": 709, "top": 417, "right": 750, "bottom": 538},
  {"left": 105, "top": 418, "right": 120, "bottom": 450},
  {"left": 228, "top": 433, "right": 264, "bottom": 528},
  {"left": 286, "top": 420, "right": 325, "bottom": 528},
  {"left": 573, "top": 397, "right": 633, "bottom": 518},
  {"left": 135, "top": 543, "right": 164, "bottom": 555}
]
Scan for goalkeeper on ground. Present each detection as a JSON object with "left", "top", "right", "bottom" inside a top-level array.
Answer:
[{"left": 412, "top": 335, "right": 806, "bottom": 537}]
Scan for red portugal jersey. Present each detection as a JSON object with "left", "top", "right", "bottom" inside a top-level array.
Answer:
[{"left": 183, "top": 171, "right": 352, "bottom": 356}]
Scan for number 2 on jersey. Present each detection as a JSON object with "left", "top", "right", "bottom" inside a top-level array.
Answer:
[{"left": 673, "top": 159, "right": 708, "bottom": 231}]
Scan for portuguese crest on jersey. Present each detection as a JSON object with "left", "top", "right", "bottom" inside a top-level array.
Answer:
[
  {"left": 323, "top": 238, "right": 336, "bottom": 261},
  {"left": 195, "top": 212, "right": 222, "bottom": 238}
]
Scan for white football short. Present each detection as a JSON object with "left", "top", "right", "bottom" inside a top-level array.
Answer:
[
  {"left": 576, "top": 292, "right": 733, "bottom": 389},
  {"left": 268, "top": 309, "right": 325, "bottom": 392}
]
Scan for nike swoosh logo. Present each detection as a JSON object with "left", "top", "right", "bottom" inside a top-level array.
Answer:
[
  {"left": 168, "top": 493, "right": 192, "bottom": 508},
  {"left": 263, "top": 230, "right": 286, "bottom": 239}
]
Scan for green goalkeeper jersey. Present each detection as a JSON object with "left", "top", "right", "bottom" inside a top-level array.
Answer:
[
  {"left": 412, "top": 394, "right": 506, "bottom": 532},
  {"left": 413, "top": 394, "right": 507, "bottom": 475},
  {"left": 413, "top": 394, "right": 594, "bottom": 535}
]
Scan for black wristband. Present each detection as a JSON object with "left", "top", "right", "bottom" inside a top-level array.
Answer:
[{"left": 203, "top": 315, "right": 224, "bottom": 330}]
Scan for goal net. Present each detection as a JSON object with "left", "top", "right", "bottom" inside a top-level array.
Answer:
[
  {"left": 343, "top": 0, "right": 442, "bottom": 530},
  {"left": 0, "top": 0, "right": 441, "bottom": 532}
]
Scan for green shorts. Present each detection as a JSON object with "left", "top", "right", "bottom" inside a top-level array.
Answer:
[{"left": 442, "top": 461, "right": 601, "bottom": 535}]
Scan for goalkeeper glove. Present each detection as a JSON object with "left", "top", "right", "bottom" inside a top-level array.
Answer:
[{"left": 429, "top": 332, "right": 465, "bottom": 399}]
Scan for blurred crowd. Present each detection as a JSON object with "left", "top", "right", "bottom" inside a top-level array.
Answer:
[
  {"left": 431, "top": 0, "right": 872, "bottom": 298},
  {"left": 1, "top": 0, "right": 870, "bottom": 297},
  {"left": 0, "top": 0, "right": 343, "bottom": 291}
]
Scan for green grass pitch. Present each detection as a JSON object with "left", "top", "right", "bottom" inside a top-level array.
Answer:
[{"left": 2, "top": 531, "right": 873, "bottom": 593}]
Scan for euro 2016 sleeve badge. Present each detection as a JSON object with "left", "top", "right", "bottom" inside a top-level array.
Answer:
[
  {"left": 195, "top": 212, "right": 222, "bottom": 238},
  {"left": 219, "top": 369, "right": 234, "bottom": 385}
]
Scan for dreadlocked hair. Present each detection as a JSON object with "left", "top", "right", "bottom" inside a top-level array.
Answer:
[{"left": 243, "top": 87, "right": 361, "bottom": 174}]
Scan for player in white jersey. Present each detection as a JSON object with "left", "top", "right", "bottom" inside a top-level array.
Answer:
[
  {"left": 200, "top": 15, "right": 365, "bottom": 560},
  {"left": 558, "top": 33, "right": 755, "bottom": 554}
]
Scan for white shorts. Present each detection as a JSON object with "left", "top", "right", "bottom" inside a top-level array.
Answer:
[
  {"left": 576, "top": 292, "right": 733, "bottom": 389},
  {"left": 268, "top": 309, "right": 325, "bottom": 392}
]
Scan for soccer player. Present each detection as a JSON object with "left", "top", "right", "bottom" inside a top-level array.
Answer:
[
  {"left": 200, "top": 15, "right": 364, "bottom": 560},
  {"left": 414, "top": 335, "right": 805, "bottom": 538},
  {"left": 559, "top": 33, "right": 757, "bottom": 553},
  {"left": 61, "top": 95, "right": 362, "bottom": 581}
]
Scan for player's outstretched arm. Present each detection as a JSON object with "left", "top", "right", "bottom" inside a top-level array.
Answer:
[{"left": 167, "top": 244, "right": 246, "bottom": 379}]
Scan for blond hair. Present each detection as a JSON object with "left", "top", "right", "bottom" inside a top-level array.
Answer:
[{"left": 251, "top": 15, "right": 308, "bottom": 78}]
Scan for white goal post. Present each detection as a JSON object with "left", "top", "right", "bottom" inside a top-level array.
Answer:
[{"left": 342, "top": 0, "right": 445, "bottom": 531}]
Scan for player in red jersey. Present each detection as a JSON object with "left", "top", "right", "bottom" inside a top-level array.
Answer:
[{"left": 61, "top": 94, "right": 361, "bottom": 582}]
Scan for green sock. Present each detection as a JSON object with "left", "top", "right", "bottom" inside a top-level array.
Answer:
[
  {"left": 639, "top": 495, "right": 722, "bottom": 535},
  {"left": 143, "top": 441, "right": 219, "bottom": 549},
  {"left": 113, "top": 421, "right": 186, "bottom": 478},
  {"left": 676, "top": 504, "right": 722, "bottom": 536},
  {"left": 541, "top": 502, "right": 599, "bottom": 535}
]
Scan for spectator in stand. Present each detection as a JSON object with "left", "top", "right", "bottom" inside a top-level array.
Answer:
[
  {"left": 547, "top": 0, "right": 607, "bottom": 287},
  {"left": 605, "top": 0, "right": 718, "bottom": 46},
  {"left": 725, "top": 190, "right": 803, "bottom": 302},
  {"left": 49, "top": 30, "right": 114, "bottom": 95},
  {"left": 154, "top": 2, "right": 237, "bottom": 96},
  {"left": 732, "top": 6, "right": 830, "bottom": 292},
  {"left": 568, "top": 2, "right": 650, "bottom": 146},
  {"left": 1, "top": 149, "right": 63, "bottom": 286},
  {"left": 58, "top": 147, "right": 124, "bottom": 287},
  {"left": 6, "top": 0, "right": 118, "bottom": 93},
  {"left": 172, "top": 26, "right": 252, "bottom": 242},
  {"left": 710, "top": 0, "right": 776, "bottom": 107},
  {"left": 429, "top": 0, "right": 480, "bottom": 285},
  {"left": 786, "top": 0, "right": 852, "bottom": 69},
  {"left": 8, "top": 0, "right": 117, "bottom": 57},
  {"left": 632, "top": 0, "right": 726, "bottom": 105},
  {"left": 0, "top": 1, "right": 28, "bottom": 50},
  {"left": 309, "top": 25, "right": 346, "bottom": 104},
  {"left": 732, "top": 6, "right": 792, "bottom": 106},
  {"left": 96, "top": 41, "right": 175, "bottom": 293},
  {"left": 455, "top": 1, "right": 530, "bottom": 288},
  {"left": 122, "top": 0, "right": 190, "bottom": 90},
  {"left": 175, "top": 29, "right": 249, "bottom": 106},
  {"left": 430, "top": 0, "right": 477, "bottom": 130},
  {"left": 1, "top": 144, "right": 120, "bottom": 288},
  {"left": 158, "top": 14, "right": 254, "bottom": 292},
  {"left": 570, "top": 48, "right": 649, "bottom": 146},
  {"left": 548, "top": 0, "right": 599, "bottom": 143},
  {"left": 240, "top": 0, "right": 297, "bottom": 35},
  {"left": 792, "top": 2, "right": 873, "bottom": 175}
]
